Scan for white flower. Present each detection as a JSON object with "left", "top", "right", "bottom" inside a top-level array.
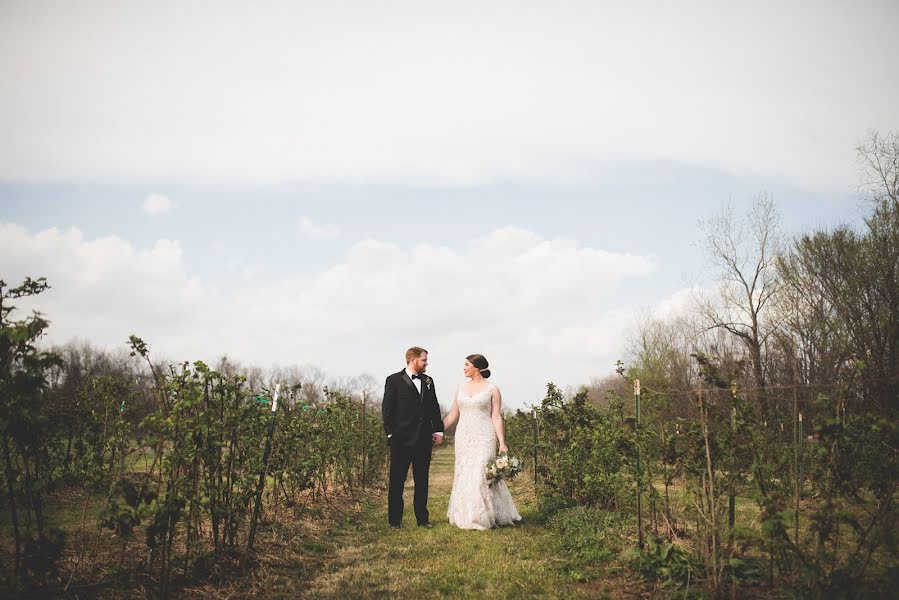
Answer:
[{"left": 496, "top": 457, "right": 508, "bottom": 469}]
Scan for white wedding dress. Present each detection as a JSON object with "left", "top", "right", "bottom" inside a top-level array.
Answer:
[{"left": 447, "top": 383, "right": 522, "bottom": 530}]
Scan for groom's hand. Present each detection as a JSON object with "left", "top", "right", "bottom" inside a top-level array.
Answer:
[{"left": 432, "top": 433, "right": 444, "bottom": 446}]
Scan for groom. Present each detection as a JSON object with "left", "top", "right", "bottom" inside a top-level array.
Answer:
[{"left": 382, "top": 346, "right": 444, "bottom": 528}]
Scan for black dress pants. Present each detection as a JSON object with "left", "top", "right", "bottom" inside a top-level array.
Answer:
[{"left": 387, "top": 433, "right": 432, "bottom": 526}]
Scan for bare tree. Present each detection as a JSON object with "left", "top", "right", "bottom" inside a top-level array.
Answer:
[
  {"left": 776, "top": 130, "right": 899, "bottom": 412},
  {"left": 327, "top": 373, "right": 381, "bottom": 406},
  {"left": 857, "top": 129, "right": 899, "bottom": 209},
  {"left": 697, "top": 196, "right": 784, "bottom": 415},
  {"left": 585, "top": 374, "right": 631, "bottom": 409}
]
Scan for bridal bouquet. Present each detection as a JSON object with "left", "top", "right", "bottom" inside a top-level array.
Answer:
[{"left": 485, "top": 453, "right": 523, "bottom": 487}]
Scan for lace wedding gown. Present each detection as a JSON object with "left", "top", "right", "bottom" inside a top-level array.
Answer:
[{"left": 447, "top": 383, "right": 522, "bottom": 530}]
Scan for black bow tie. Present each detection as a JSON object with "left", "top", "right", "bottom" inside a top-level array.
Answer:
[{"left": 411, "top": 374, "right": 421, "bottom": 380}]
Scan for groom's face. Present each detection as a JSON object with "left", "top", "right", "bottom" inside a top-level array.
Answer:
[{"left": 409, "top": 353, "right": 428, "bottom": 374}]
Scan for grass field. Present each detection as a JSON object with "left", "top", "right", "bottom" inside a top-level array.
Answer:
[{"left": 289, "top": 446, "right": 641, "bottom": 599}]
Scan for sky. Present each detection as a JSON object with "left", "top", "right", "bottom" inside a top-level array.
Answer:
[{"left": 1, "top": 1, "right": 897, "bottom": 409}]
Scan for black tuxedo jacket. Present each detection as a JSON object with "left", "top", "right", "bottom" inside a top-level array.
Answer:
[{"left": 382, "top": 370, "right": 444, "bottom": 447}]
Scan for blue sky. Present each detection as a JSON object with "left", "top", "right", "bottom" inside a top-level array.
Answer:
[
  {"left": 1, "top": 0, "right": 895, "bottom": 409},
  {"left": 1, "top": 162, "right": 865, "bottom": 288},
  {"left": 0, "top": 170, "right": 865, "bottom": 409}
]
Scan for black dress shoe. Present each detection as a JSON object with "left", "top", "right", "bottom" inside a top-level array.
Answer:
[{"left": 417, "top": 522, "right": 434, "bottom": 529}]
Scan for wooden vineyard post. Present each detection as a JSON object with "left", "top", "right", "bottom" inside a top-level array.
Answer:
[
  {"left": 361, "top": 390, "right": 367, "bottom": 490},
  {"left": 729, "top": 383, "right": 737, "bottom": 551},
  {"left": 532, "top": 408, "right": 539, "bottom": 490},
  {"left": 793, "top": 352, "right": 801, "bottom": 546},
  {"left": 796, "top": 411, "right": 803, "bottom": 544},
  {"left": 635, "top": 378, "right": 644, "bottom": 551}
]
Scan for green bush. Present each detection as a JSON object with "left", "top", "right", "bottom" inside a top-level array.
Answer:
[
  {"left": 535, "top": 384, "right": 634, "bottom": 511},
  {"left": 621, "top": 535, "right": 698, "bottom": 596},
  {"left": 549, "top": 506, "right": 629, "bottom": 572}
]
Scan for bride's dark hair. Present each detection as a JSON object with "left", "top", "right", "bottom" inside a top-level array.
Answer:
[{"left": 466, "top": 354, "right": 491, "bottom": 379}]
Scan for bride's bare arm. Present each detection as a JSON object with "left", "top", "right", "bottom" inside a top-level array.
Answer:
[
  {"left": 442, "top": 389, "right": 461, "bottom": 430},
  {"left": 491, "top": 387, "right": 508, "bottom": 453}
]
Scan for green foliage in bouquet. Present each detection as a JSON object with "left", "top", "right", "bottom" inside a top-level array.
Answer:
[{"left": 485, "top": 453, "right": 523, "bottom": 487}]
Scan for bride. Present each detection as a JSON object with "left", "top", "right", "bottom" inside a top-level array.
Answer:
[{"left": 443, "top": 354, "right": 522, "bottom": 530}]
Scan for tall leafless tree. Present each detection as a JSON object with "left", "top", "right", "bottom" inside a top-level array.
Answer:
[
  {"left": 697, "top": 196, "right": 783, "bottom": 416},
  {"left": 857, "top": 129, "right": 899, "bottom": 209}
]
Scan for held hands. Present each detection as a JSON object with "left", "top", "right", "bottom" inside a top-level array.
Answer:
[{"left": 432, "top": 433, "right": 444, "bottom": 446}]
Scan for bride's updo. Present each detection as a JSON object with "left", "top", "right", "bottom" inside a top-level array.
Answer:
[{"left": 467, "top": 354, "right": 491, "bottom": 379}]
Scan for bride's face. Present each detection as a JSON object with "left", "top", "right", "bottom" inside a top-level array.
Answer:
[{"left": 463, "top": 359, "right": 476, "bottom": 378}]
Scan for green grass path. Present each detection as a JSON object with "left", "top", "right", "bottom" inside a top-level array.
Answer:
[{"left": 297, "top": 446, "right": 616, "bottom": 599}]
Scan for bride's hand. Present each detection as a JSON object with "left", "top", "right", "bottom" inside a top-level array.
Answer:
[{"left": 499, "top": 443, "right": 508, "bottom": 454}]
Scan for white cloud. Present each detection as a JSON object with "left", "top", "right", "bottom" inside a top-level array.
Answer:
[
  {"left": 653, "top": 286, "right": 702, "bottom": 320},
  {"left": 299, "top": 216, "right": 340, "bottom": 239},
  {"left": 1, "top": 1, "right": 896, "bottom": 190},
  {"left": 142, "top": 194, "right": 175, "bottom": 216},
  {"left": 0, "top": 221, "right": 657, "bottom": 407},
  {"left": 0, "top": 221, "right": 204, "bottom": 357},
  {"left": 215, "top": 226, "right": 657, "bottom": 406}
]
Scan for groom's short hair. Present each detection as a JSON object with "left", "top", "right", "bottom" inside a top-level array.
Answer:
[{"left": 405, "top": 346, "right": 427, "bottom": 363}]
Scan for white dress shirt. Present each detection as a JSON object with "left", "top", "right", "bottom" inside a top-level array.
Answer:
[{"left": 387, "top": 369, "right": 443, "bottom": 439}]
